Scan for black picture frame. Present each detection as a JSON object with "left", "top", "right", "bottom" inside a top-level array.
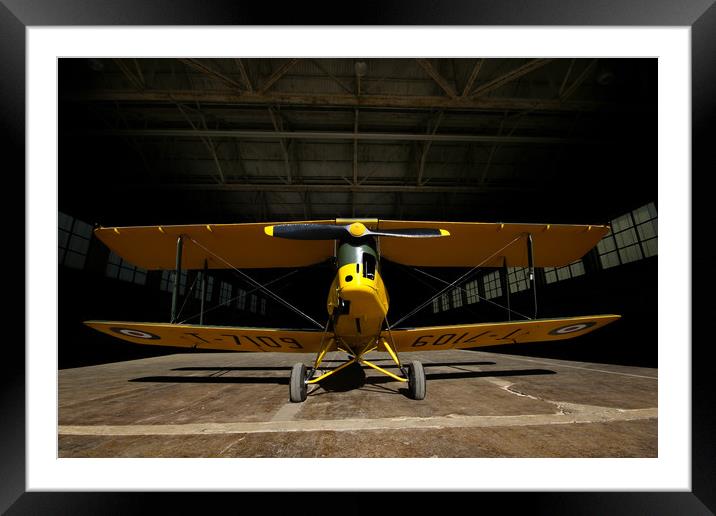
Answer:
[{"left": 5, "top": 1, "right": 712, "bottom": 513}]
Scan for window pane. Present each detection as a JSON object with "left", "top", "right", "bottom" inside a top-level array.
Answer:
[
  {"left": 611, "top": 214, "right": 633, "bottom": 232},
  {"left": 58, "top": 212, "right": 74, "bottom": 230},
  {"left": 106, "top": 263, "right": 119, "bottom": 277},
  {"left": 432, "top": 298, "right": 440, "bottom": 313},
  {"left": 134, "top": 271, "right": 147, "bottom": 285},
  {"left": 643, "top": 238, "right": 658, "bottom": 257},
  {"left": 557, "top": 267, "right": 571, "bottom": 281},
  {"left": 615, "top": 228, "right": 638, "bottom": 247},
  {"left": 64, "top": 251, "right": 85, "bottom": 269},
  {"left": 633, "top": 202, "right": 657, "bottom": 224},
  {"left": 451, "top": 288, "right": 463, "bottom": 308},
  {"left": 69, "top": 235, "right": 89, "bottom": 254},
  {"left": 637, "top": 220, "right": 657, "bottom": 240},
  {"left": 600, "top": 251, "right": 619, "bottom": 269},
  {"left": 483, "top": 272, "right": 502, "bottom": 300},
  {"left": 466, "top": 280, "right": 479, "bottom": 304},
  {"left": 73, "top": 220, "right": 93, "bottom": 238},
  {"left": 119, "top": 267, "right": 134, "bottom": 282},
  {"left": 58, "top": 229, "right": 70, "bottom": 249},
  {"left": 570, "top": 261, "right": 585, "bottom": 276},
  {"left": 545, "top": 270, "right": 557, "bottom": 284},
  {"left": 598, "top": 236, "right": 616, "bottom": 253},
  {"left": 441, "top": 293, "right": 450, "bottom": 311},
  {"left": 619, "top": 244, "right": 643, "bottom": 264}
]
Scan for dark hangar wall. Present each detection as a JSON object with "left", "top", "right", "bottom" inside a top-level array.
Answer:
[{"left": 58, "top": 58, "right": 657, "bottom": 369}]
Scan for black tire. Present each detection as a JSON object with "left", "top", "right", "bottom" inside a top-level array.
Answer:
[
  {"left": 289, "top": 363, "right": 308, "bottom": 403},
  {"left": 407, "top": 360, "right": 426, "bottom": 400}
]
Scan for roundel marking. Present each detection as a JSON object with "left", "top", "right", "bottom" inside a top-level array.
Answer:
[
  {"left": 110, "top": 327, "right": 161, "bottom": 340},
  {"left": 548, "top": 322, "right": 597, "bottom": 335}
]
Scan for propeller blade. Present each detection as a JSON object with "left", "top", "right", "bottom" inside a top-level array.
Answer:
[
  {"left": 265, "top": 224, "right": 346, "bottom": 240},
  {"left": 265, "top": 222, "right": 450, "bottom": 240},
  {"left": 366, "top": 228, "right": 450, "bottom": 238}
]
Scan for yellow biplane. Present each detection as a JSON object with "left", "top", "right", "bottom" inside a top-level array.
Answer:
[{"left": 85, "top": 219, "right": 620, "bottom": 402}]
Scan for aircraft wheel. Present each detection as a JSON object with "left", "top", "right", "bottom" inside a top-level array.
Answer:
[
  {"left": 289, "top": 363, "right": 308, "bottom": 403},
  {"left": 407, "top": 360, "right": 426, "bottom": 400}
]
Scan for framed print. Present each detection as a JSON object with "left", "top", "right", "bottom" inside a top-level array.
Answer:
[{"left": 5, "top": 0, "right": 713, "bottom": 513}]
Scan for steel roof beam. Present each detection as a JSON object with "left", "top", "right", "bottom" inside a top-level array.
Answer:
[
  {"left": 416, "top": 59, "right": 458, "bottom": 99},
  {"left": 105, "top": 128, "right": 594, "bottom": 145},
  {"left": 76, "top": 89, "right": 618, "bottom": 113},
  {"left": 259, "top": 59, "right": 299, "bottom": 94},
  {"left": 469, "top": 59, "right": 554, "bottom": 98},
  {"left": 119, "top": 183, "right": 528, "bottom": 194},
  {"left": 178, "top": 59, "right": 245, "bottom": 92},
  {"left": 461, "top": 59, "right": 484, "bottom": 97}
]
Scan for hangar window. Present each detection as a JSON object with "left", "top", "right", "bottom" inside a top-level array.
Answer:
[
  {"left": 483, "top": 271, "right": 502, "bottom": 300},
  {"left": 237, "top": 288, "right": 247, "bottom": 310},
  {"left": 597, "top": 202, "right": 657, "bottom": 269},
  {"left": 441, "top": 293, "right": 450, "bottom": 311},
  {"left": 250, "top": 294, "right": 258, "bottom": 313},
  {"left": 218, "top": 281, "right": 232, "bottom": 305},
  {"left": 160, "top": 270, "right": 187, "bottom": 294},
  {"left": 106, "top": 251, "right": 147, "bottom": 285},
  {"left": 508, "top": 267, "right": 530, "bottom": 293},
  {"left": 451, "top": 288, "right": 464, "bottom": 308},
  {"left": 194, "top": 273, "right": 214, "bottom": 301},
  {"left": 58, "top": 212, "right": 93, "bottom": 270},
  {"left": 544, "top": 260, "right": 585, "bottom": 284},
  {"left": 260, "top": 298, "right": 267, "bottom": 315},
  {"left": 465, "top": 280, "right": 480, "bottom": 304},
  {"left": 432, "top": 298, "right": 440, "bottom": 313}
]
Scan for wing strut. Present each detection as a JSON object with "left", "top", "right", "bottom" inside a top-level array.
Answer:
[
  {"left": 199, "top": 259, "right": 208, "bottom": 325},
  {"left": 527, "top": 233, "right": 538, "bottom": 319},
  {"left": 170, "top": 235, "right": 184, "bottom": 323},
  {"left": 188, "top": 237, "right": 324, "bottom": 330},
  {"left": 502, "top": 256, "right": 511, "bottom": 321},
  {"left": 391, "top": 233, "right": 526, "bottom": 327}
]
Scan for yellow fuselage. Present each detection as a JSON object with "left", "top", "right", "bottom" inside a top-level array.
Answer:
[{"left": 326, "top": 243, "right": 389, "bottom": 355}]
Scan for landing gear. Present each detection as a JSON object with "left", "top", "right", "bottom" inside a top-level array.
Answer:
[
  {"left": 289, "top": 363, "right": 308, "bottom": 403},
  {"left": 407, "top": 360, "right": 426, "bottom": 400}
]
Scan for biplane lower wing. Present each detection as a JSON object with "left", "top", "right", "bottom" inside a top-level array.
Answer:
[
  {"left": 84, "top": 321, "right": 329, "bottom": 353},
  {"left": 382, "top": 315, "right": 620, "bottom": 353}
]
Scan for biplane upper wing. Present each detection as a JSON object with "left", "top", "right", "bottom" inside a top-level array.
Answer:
[
  {"left": 376, "top": 220, "right": 610, "bottom": 267},
  {"left": 85, "top": 321, "right": 329, "bottom": 353},
  {"left": 95, "top": 219, "right": 608, "bottom": 270},
  {"left": 93, "top": 220, "right": 336, "bottom": 270},
  {"left": 382, "top": 315, "right": 620, "bottom": 353}
]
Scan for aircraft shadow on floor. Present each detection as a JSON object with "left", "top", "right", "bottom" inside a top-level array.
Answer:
[
  {"left": 129, "top": 364, "right": 556, "bottom": 394},
  {"left": 168, "top": 360, "right": 498, "bottom": 373}
]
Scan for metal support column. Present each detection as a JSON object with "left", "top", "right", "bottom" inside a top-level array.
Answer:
[
  {"left": 170, "top": 235, "right": 184, "bottom": 323},
  {"left": 502, "top": 256, "right": 511, "bottom": 321},
  {"left": 199, "top": 259, "right": 208, "bottom": 325},
  {"left": 527, "top": 234, "right": 537, "bottom": 319}
]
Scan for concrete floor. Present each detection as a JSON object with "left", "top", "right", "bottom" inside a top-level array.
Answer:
[{"left": 58, "top": 349, "right": 657, "bottom": 457}]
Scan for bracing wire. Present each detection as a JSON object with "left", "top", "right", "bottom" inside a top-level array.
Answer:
[
  {"left": 174, "top": 272, "right": 199, "bottom": 322},
  {"left": 188, "top": 237, "right": 324, "bottom": 329},
  {"left": 391, "top": 234, "right": 526, "bottom": 328},
  {"left": 410, "top": 267, "right": 532, "bottom": 321},
  {"left": 178, "top": 269, "right": 300, "bottom": 325}
]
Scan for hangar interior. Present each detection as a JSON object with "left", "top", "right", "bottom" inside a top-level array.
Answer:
[
  {"left": 59, "top": 57, "right": 657, "bottom": 369},
  {"left": 57, "top": 57, "right": 658, "bottom": 458}
]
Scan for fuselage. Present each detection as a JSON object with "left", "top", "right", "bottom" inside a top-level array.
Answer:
[{"left": 326, "top": 238, "right": 389, "bottom": 355}]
